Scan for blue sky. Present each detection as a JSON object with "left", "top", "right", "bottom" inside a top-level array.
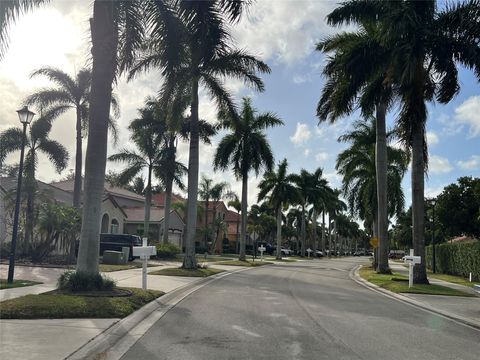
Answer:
[{"left": 0, "top": 0, "right": 479, "bottom": 213}]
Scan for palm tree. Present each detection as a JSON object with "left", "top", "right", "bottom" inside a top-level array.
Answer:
[
  {"left": 130, "top": 2, "right": 270, "bottom": 268},
  {"left": 25, "top": 67, "right": 120, "bottom": 209},
  {"left": 336, "top": 118, "right": 408, "bottom": 266},
  {"left": 258, "top": 159, "right": 299, "bottom": 260},
  {"left": 317, "top": 18, "right": 396, "bottom": 272},
  {"left": 0, "top": 0, "right": 50, "bottom": 59},
  {"left": 108, "top": 104, "right": 168, "bottom": 240},
  {"left": 0, "top": 115, "right": 68, "bottom": 251},
  {"left": 326, "top": 0, "right": 480, "bottom": 282},
  {"left": 291, "top": 169, "right": 329, "bottom": 257},
  {"left": 214, "top": 98, "right": 283, "bottom": 261}
]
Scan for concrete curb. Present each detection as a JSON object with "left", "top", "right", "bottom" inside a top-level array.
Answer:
[
  {"left": 65, "top": 266, "right": 255, "bottom": 360},
  {"left": 349, "top": 265, "right": 480, "bottom": 331}
]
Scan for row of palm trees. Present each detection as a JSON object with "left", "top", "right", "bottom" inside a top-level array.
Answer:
[
  {"left": 317, "top": 0, "right": 480, "bottom": 282},
  {"left": 3, "top": 1, "right": 479, "bottom": 282}
]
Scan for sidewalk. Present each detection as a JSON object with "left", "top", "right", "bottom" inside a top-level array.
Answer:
[
  {"left": 353, "top": 262, "right": 480, "bottom": 329},
  {"left": 0, "top": 261, "right": 236, "bottom": 360}
]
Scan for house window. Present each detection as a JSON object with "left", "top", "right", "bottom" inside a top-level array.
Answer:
[
  {"left": 111, "top": 219, "right": 119, "bottom": 234},
  {"left": 101, "top": 213, "right": 109, "bottom": 233}
]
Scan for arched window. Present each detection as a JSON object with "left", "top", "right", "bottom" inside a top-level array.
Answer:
[{"left": 101, "top": 213, "right": 110, "bottom": 233}]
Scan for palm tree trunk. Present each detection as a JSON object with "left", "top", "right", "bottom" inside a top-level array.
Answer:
[
  {"left": 328, "top": 213, "right": 332, "bottom": 258},
  {"left": 312, "top": 208, "right": 317, "bottom": 251},
  {"left": 372, "top": 215, "right": 378, "bottom": 269},
  {"left": 300, "top": 205, "right": 306, "bottom": 257},
  {"left": 412, "top": 126, "right": 428, "bottom": 283},
  {"left": 239, "top": 174, "right": 248, "bottom": 261},
  {"left": 183, "top": 77, "right": 199, "bottom": 270},
  {"left": 376, "top": 101, "right": 390, "bottom": 274},
  {"left": 204, "top": 198, "right": 209, "bottom": 248},
  {"left": 321, "top": 209, "right": 326, "bottom": 254},
  {"left": 333, "top": 216, "right": 338, "bottom": 256},
  {"left": 162, "top": 175, "right": 173, "bottom": 244},
  {"left": 77, "top": 1, "right": 117, "bottom": 275},
  {"left": 73, "top": 108, "right": 82, "bottom": 209},
  {"left": 276, "top": 205, "right": 282, "bottom": 260},
  {"left": 144, "top": 164, "right": 152, "bottom": 241}
]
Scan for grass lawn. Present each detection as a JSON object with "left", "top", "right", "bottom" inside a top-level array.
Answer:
[
  {"left": 0, "top": 287, "right": 163, "bottom": 319},
  {"left": 216, "top": 260, "right": 273, "bottom": 267},
  {"left": 359, "top": 266, "right": 474, "bottom": 297},
  {"left": 174, "top": 255, "right": 235, "bottom": 263},
  {"left": 264, "top": 257, "right": 297, "bottom": 262},
  {"left": 0, "top": 279, "right": 42, "bottom": 290},
  {"left": 428, "top": 272, "right": 480, "bottom": 288},
  {"left": 149, "top": 267, "right": 224, "bottom": 277},
  {"left": 99, "top": 262, "right": 158, "bottom": 272},
  {"left": 289, "top": 256, "right": 316, "bottom": 261}
]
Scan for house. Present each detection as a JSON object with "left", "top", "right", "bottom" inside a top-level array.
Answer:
[
  {"left": 49, "top": 179, "right": 185, "bottom": 246},
  {"left": 225, "top": 209, "right": 241, "bottom": 252},
  {"left": 0, "top": 177, "right": 185, "bottom": 249}
]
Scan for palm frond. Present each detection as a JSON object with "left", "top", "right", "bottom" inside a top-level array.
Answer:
[{"left": 37, "top": 138, "right": 69, "bottom": 173}]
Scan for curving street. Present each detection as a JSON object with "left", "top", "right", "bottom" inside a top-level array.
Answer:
[{"left": 122, "top": 258, "right": 480, "bottom": 360}]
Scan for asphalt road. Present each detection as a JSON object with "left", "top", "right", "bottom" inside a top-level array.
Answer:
[{"left": 122, "top": 257, "right": 480, "bottom": 360}]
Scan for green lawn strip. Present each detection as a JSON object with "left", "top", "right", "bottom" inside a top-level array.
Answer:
[
  {"left": 173, "top": 255, "right": 236, "bottom": 263},
  {"left": 149, "top": 267, "right": 224, "bottom": 277},
  {"left": 264, "top": 257, "right": 297, "bottom": 262},
  {"left": 216, "top": 260, "right": 273, "bottom": 267},
  {"left": 0, "top": 279, "right": 42, "bottom": 290},
  {"left": 99, "top": 262, "right": 158, "bottom": 272},
  {"left": 0, "top": 287, "right": 163, "bottom": 319},
  {"left": 288, "top": 256, "right": 315, "bottom": 261},
  {"left": 427, "top": 272, "right": 480, "bottom": 288},
  {"left": 359, "top": 267, "right": 474, "bottom": 297}
]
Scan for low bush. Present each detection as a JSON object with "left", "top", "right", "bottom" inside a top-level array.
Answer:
[
  {"left": 426, "top": 241, "right": 480, "bottom": 280},
  {"left": 156, "top": 243, "right": 181, "bottom": 259},
  {"left": 58, "top": 271, "right": 115, "bottom": 292}
]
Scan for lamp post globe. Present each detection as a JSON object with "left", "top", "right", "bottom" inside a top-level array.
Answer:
[{"left": 7, "top": 106, "right": 35, "bottom": 284}]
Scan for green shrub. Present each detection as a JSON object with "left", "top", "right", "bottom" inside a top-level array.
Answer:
[
  {"left": 156, "top": 243, "right": 181, "bottom": 259},
  {"left": 426, "top": 241, "right": 480, "bottom": 280},
  {"left": 58, "top": 271, "right": 115, "bottom": 292}
]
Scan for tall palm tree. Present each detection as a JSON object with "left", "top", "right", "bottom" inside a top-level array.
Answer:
[
  {"left": 336, "top": 118, "right": 408, "bottom": 266},
  {"left": 108, "top": 104, "right": 167, "bottom": 240},
  {"left": 214, "top": 98, "right": 283, "bottom": 261},
  {"left": 307, "top": 168, "right": 332, "bottom": 252},
  {"left": 326, "top": 0, "right": 480, "bottom": 282},
  {"left": 130, "top": 2, "right": 270, "bottom": 268},
  {"left": 291, "top": 169, "right": 324, "bottom": 257},
  {"left": 25, "top": 67, "right": 120, "bottom": 209},
  {"left": 129, "top": 97, "right": 215, "bottom": 245},
  {"left": 0, "top": 115, "right": 68, "bottom": 251},
  {"left": 228, "top": 195, "right": 241, "bottom": 250},
  {"left": 317, "top": 18, "right": 396, "bottom": 272},
  {"left": 258, "top": 159, "right": 299, "bottom": 260}
]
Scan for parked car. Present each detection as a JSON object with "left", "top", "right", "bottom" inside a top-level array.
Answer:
[
  {"left": 315, "top": 250, "right": 324, "bottom": 257},
  {"left": 75, "top": 233, "right": 142, "bottom": 261},
  {"left": 389, "top": 250, "right": 406, "bottom": 259}
]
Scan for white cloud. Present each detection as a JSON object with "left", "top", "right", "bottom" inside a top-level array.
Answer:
[
  {"left": 233, "top": 0, "right": 337, "bottom": 65},
  {"left": 457, "top": 155, "right": 480, "bottom": 170},
  {"left": 292, "top": 74, "right": 310, "bottom": 84},
  {"left": 455, "top": 96, "right": 480, "bottom": 137},
  {"left": 315, "top": 152, "right": 329, "bottom": 162},
  {"left": 290, "top": 123, "right": 311, "bottom": 146},
  {"left": 429, "top": 155, "right": 453, "bottom": 174},
  {"left": 304, "top": 149, "right": 311, "bottom": 157},
  {"left": 426, "top": 131, "right": 439, "bottom": 146}
]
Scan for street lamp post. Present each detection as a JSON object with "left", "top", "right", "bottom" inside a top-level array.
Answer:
[{"left": 7, "top": 106, "right": 35, "bottom": 284}]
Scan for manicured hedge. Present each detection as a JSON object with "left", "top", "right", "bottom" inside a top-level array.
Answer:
[
  {"left": 156, "top": 243, "right": 181, "bottom": 259},
  {"left": 426, "top": 241, "right": 480, "bottom": 280}
]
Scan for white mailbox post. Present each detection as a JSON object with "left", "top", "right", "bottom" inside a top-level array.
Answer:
[
  {"left": 403, "top": 249, "right": 421, "bottom": 288},
  {"left": 307, "top": 248, "right": 312, "bottom": 258},
  {"left": 132, "top": 237, "right": 156, "bottom": 290},
  {"left": 258, "top": 245, "right": 266, "bottom": 261}
]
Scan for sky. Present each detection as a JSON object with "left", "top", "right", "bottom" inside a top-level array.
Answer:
[{"left": 0, "top": 0, "right": 479, "bottom": 217}]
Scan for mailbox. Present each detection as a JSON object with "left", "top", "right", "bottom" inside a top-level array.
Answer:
[
  {"left": 132, "top": 245, "right": 156, "bottom": 259},
  {"left": 403, "top": 255, "right": 421, "bottom": 265}
]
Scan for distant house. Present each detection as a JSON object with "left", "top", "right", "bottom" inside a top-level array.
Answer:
[
  {"left": 225, "top": 209, "right": 241, "bottom": 250},
  {"left": 49, "top": 179, "right": 185, "bottom": 246},
  {"left": 0, "top": 177, "right": 185, "bottom": 249}
]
